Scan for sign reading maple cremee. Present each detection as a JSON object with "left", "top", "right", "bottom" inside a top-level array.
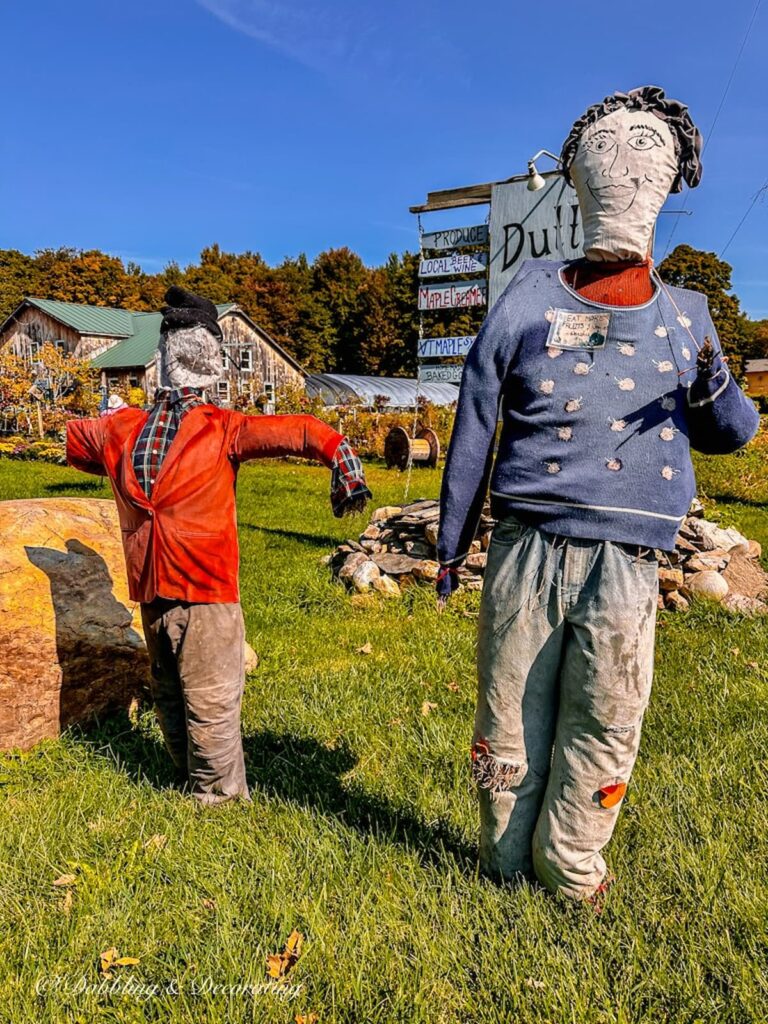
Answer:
[
  {"left": 417, "top": 281, "right": 487, "bottom": 310},
  {"left": 489, "top": 176, "right": 583, "bottom": 307}
]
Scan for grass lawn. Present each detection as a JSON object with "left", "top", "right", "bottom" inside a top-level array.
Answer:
[{"left": 0, "top": 451, "right": 767, "bottom": 1024}]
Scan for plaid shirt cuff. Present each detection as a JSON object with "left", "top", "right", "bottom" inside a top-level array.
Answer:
[{"left": 330, "top": 439, "right": 372, "bottom": 517}]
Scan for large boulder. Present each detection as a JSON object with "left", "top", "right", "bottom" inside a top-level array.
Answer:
[{"left": 0, "top": 499, "right": 257, "bottom": 751}]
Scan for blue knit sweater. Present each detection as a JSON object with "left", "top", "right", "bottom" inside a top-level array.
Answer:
[{"left": 438, "top": 259, "right": 760, "bottom": 562}]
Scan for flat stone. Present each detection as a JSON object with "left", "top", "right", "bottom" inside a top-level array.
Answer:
[
  {"left": 412, "top": 560, "right": 440, "bottom": 582},
  {"left": 352, "top": 560, "right": 381, "bottom": 592},
  {"left": 746, "top": 540, "right": 762, "bottom": 560},
  {"left": 684, "top": 518, "right": 749, "bottom": 553},
  {"left": 722, "top": 593, "right": 768, "bottom": 616},
  {"left": 425, "top": 522, "right": 439, "bottom": 548},
  {"left": 658, "top": 567, "right": 684, "bottom": 591},
  {"left": 465, "top": 553, "right": 487, "bottom": 573},
  {"left": 371, "top": 506, "right": 402, "bottom": 523},
  {"left": 405, "top": 540, "right": 432, "bottom": 558},
  {"left": 664, "top": 590, "right": 690, "bottom": 612},
  {"left": 372, "top": 574, "right": 401, "bottom": 597},
  {"left": 686, "top": 552, "right": 729, "bottom": 573},
  {"left": 373, "top": 552, "right": 421, "bottom": 576},
  {"left": 360, "top": 524, "right": 382, "bottom": 541},
  {"left": 338, "top": 551, "right": 369, "bottom": 580},
  {"left": 400, "top": 500, "right": 438, "bottom": 516}
]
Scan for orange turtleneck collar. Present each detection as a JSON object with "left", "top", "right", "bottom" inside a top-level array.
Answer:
[{"left": 562, "top": 258, "right": 654, "bottom": 306}]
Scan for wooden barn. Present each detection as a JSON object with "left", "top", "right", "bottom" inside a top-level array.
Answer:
[
  {"left": 744, "top": 359, "right": 768, "bottom": 400},
  {"left": 0, "top": 297, "right": 305, "bottom": 405}
]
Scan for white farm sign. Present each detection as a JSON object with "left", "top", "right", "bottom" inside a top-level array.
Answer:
[
  {"left": 489, "top": 175, "right": 583, "bottom": 306},
  {"left": 417, "top": 281, "right": 487, "bottom": 311}
]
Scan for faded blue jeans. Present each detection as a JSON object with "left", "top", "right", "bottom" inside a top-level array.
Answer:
[{"left": 473, "top": 516, "right": 658, "bottom": 899}]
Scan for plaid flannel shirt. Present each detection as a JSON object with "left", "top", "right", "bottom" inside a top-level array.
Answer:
[
  {"left": 132, "top": 388, "right": 204, "bottom": 497},
  {"left": 330, "top": 439, "right": 371, "bottom": 517}
]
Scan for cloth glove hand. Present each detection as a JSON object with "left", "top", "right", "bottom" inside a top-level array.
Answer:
[
  {"left": 696, "top": 336, "right": 717, "bottom": 377},
  {"left": 330, "top": 439, "right": 372, "bottom": 518},
  {"left": 690, "top": 335, "right": 728, "bottom": 405},
  {"left": 435, "top": 565, "right": 460, "bottom": 610}
]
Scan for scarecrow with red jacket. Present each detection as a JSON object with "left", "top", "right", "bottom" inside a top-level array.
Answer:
[{"left": 68, "top": 287, "right": 370, "bottom": 804}]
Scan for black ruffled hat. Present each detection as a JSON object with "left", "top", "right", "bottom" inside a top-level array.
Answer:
[
  {"left": 161, "top": 286, "right": 223, "bottom": 340},
  {"left": 560, "top": 86, "right": 703, "bottom": 194}
]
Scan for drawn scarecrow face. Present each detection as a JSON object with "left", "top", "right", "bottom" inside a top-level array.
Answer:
[{"left": 569, "top": 108, "right": 678, "bottom": 262}]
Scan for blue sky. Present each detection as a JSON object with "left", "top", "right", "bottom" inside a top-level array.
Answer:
[{"left": 3, "top": 0, "right": 767, "bottom": 315}]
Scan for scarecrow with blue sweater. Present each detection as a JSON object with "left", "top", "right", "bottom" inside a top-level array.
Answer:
[{"left": 437, "top": 87, "right": 759, "bottom": 902}]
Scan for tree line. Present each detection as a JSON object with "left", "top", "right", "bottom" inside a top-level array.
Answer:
[{"left": 0, "top": 243, "right": 764, "bottom": 377}]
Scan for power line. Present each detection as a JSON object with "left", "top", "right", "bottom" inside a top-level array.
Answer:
[
  {"left": 720, "top": 178, "right": 768, "bottom": 257},
  {"left": 660, "top": 0, "right": 762, "bottom": 260}
]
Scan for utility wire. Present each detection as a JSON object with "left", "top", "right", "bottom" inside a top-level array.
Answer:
[
  {"left": 720, "top": 178, "right": 768, "bottom": 257},
  {"left": 659, "top": 0, "right": 762, "bottom": 261}
]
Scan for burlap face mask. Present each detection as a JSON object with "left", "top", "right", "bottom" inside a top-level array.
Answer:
[
  {"left": 569, "top": 108, "right": 678, "bottom": 262},
  {"left": 157, "top": 326, "right": 223, "bottom": 390}
]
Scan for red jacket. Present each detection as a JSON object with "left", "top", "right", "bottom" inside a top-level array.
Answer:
[{"left": 67, "top": 408, "right": 343, "bottom": 604}]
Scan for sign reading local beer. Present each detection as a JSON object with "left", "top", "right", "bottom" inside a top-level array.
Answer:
[
  {"left": 418, "top": 336, "right": 475, "bottom": 359},
  {"left": 419, "top": 252, "right": 487, "bottom": 278},
  {"left": 488, "top": 176, "right": 583, "bottom": 307},
  {"left": 418, "top": 281, "right": 487, "bottom": 311},
  {"left": 419, "top": 363, "right": 463, "bottom": 384},
  {"left": 420, "top": 224, "right": 489, "bottom": 251}
]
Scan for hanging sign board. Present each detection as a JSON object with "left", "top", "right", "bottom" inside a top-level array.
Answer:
[
  {"left": 418, "top": 281, "right": 487, "bottom": 310},
  {"left": 418, "top": 336, "right": 475, "bottom": 359},
  {"left": 488, "top": 176, "right": 583, "bottom": 307},
  {"left": 419, "top": 252, "right": 487, "bottom": 278},
  {"left": 420, "top": 224, "right": 489, "bottom": 251},
  {"left": 419, "top": 364, "right": 463, "bottom": 384}
]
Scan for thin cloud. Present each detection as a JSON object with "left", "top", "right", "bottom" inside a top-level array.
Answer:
[{"left": 195, "top": 0, "right": 466, "bottom": 84}]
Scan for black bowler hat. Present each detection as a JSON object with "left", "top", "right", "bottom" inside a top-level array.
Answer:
[{"left": 161, "top": 286, "right": 223, "bottom": 340}]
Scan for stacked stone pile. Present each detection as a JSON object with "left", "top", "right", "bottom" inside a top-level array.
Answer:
[{"left": 327, "top": 497, "right": 768, "bottom": 614}]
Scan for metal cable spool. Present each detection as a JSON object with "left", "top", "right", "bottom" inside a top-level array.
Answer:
[{"left": 384, "top": 426, "right": 440, "bottom": 470}]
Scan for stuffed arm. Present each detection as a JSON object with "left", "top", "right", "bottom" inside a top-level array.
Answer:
[
  {"left": 685, "top": 304, "right": 760, "bottom": 455},
  {"left": 66, "top": 417, "right": 108, "bottom": 476},
  {"left": 232, "top": 413, "right": 371, "bottom": 517},
  {"left": 436, "top": 291, "right": 517, "bottom": 603}
]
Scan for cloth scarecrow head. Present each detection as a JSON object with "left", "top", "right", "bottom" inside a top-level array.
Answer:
[
  {"left": 157, "top": 286, "right": 224, "bottom": 390},
  {"left": 560, "top": 86, "right": 703, "bottom": 262}
]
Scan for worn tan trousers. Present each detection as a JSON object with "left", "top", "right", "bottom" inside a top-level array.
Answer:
[{"left": 141, "top": 599, "right": 249, "bottom": 805}]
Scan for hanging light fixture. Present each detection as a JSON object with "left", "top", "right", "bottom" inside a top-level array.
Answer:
[{"left": 526, "top": 149, "right": 562, "bottom": 191}]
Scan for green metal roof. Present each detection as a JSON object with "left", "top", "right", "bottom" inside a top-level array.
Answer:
[
  {"left": 26, "top": 298, "right": 136, "bottom": 337},
  {"left": 90, "top": 303, "right": 236, "bottom": 369}
]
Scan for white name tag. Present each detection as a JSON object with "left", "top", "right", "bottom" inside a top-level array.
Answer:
[{"left": 546, "top": 310, "right": 611, "bottom": 350}]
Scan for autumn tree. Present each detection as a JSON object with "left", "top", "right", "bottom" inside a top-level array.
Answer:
[{"left": 658, "top": 244, "right": 750, "bottom": 375}]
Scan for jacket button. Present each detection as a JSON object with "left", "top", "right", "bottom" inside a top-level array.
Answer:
[{"left": 147, "top": 510, "right": 154, "bottom": 517}]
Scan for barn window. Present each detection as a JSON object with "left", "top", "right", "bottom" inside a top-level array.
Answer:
[
  {"left": 240, "top": 349, "right": 253, "bottom": 373},
  {"left": 217, "top": 380, "right": 231, "bottom": 403}
]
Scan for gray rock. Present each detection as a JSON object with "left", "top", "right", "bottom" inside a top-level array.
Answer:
[
  {"left": 373, "top": 552, "right": 421, "bottom": 576},
  {"left": 352, "top": 560, "right": 381, "bottom": 592}
]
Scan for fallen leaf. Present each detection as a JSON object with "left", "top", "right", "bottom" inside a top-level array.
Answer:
[
  {"left": 143, "top": 834, "right": 168, "bottom": 852},
  {"left": 60, "top": 890, "right": 74, "bottom": 915},
  {"left": 388, "top": 718, "right": 403, "bottom": 727},
  {"left": 421, "top": 701, "right": 438, "bottom": 717},
  {"left": 99, "top": 947, "right": 119, "bottom": 977},
  {"left": 525, "top": 977, "right": 546, "bottom": 990},
  {"left": 266, "top": 930, "right": 304, "bottom": 980},
  {"left": 446, "top": 681, "right": 460, "bottom": 693},
  {"left": 52, "top": 874, "right": 77, "bottom": 887},
  {"left": 295, "top": 1014, "right": 319, "bottom": 1024},
  {"left": 356, "top": 643, "right": 373, "bottom": 656},
  {"left": 99, "top": 948, "right": 139, "bottom": 977},
  {"left": 747, "top": 661, "right": 760, "bottom": 671},
  {"left": 201, "top": 898, "right": 216, "bottom": 911}
]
